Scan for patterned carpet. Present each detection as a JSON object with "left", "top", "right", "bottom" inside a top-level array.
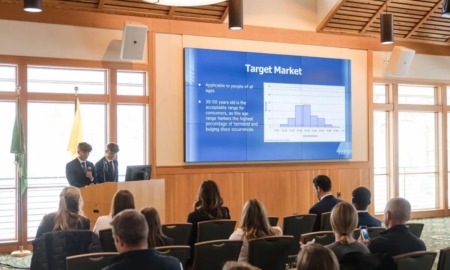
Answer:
[{"left": 0, "top": 217, "right": 449, "bottom": 269}]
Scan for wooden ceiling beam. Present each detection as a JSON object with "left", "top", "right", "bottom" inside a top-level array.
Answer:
[
  {"left": 405, "top": 2, "right": 441, "bottom": 39},
  {"left": 360, "top": 0, "right": 392, "bottom": 34}
]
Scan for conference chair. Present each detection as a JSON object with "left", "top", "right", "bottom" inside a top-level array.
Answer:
[
  {"left": 300, "top": 231, "right": 335, "bottom": 246},
  {"left": 191, "top": 239, "right": 242, "bottom": 270},
  {"left": 155, "top": 245, "right": 190, "bottom": 268},
  {"left": 196, "top": 219, "right": 236, "bottom": 242},
  {"left": 248, "top": 235, "right": 293, "bottom": 270},
  {"left": 162, "top": 223, "right": 193, "bottom": 245},
  {"left": 282, "top": 214, "right": 316, "bottom": 263},
  {"left": 320, "top": 211, "right": 332, "bottom": 231},
  {"left": 406, "top": 222, "right": 425, "bottom": 238},
  {"left": 340, "top": 252, "right": 382, "bottom": 270},
  {"left": 268, "top": 216, "right": 279, "bottom": 227},
  {"left": 368, "top": 226, "right": 386, "bottom": 238},
  {"left": 99, "top": 229, "right": 117, "bottom": 252},
  {"left": 392, "top": 251, "right": 437, "bottom": 270},
  {"left": 437, "top": 247, "right": 450, "bottom": 270},
  {"left": 66, "top": 252, "right": 118, "bottom": 270}
]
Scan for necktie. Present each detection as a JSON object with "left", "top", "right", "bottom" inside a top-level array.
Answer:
[
  {"left": 81, "top": 162, "right": 87, "bottom": 173},
  {"left": 109, "top": 161, "right": 115, "bottom": 175}
]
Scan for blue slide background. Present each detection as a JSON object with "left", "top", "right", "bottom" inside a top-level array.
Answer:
[{"left": 185, "top": 48, "right": 352, "bottom": 162}]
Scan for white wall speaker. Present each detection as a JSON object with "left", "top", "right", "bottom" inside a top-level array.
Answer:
[
  {"left": 386, "top": 46, "right": 415, "bottom": 77},
  {"left": 120, "top": 23, "right": 148, "bottom": 60}
]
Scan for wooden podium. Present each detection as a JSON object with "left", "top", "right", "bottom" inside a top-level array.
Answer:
[{"left": 79, "top": 179, "right": 165, "bottom": 229}]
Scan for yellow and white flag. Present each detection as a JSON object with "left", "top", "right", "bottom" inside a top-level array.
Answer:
[{"left": 67, "top": 98, "right": 83, "bottom": 157}]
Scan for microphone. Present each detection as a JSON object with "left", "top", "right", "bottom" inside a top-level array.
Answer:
[{"left": 87, "top": 166, "right": 92, "bottom": 172}]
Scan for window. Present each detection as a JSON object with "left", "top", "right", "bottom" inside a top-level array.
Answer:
[
  {"left": 0, "top": 65, "right": 17, "bottom": 92},
  {"left": 373, "top": 111, "right": 388, "bottom": 212},
  {"left": 117, "top": 71, "right": 146, "bottom": 96}
]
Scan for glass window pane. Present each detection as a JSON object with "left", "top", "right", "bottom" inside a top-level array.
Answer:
[
  {"left": 117, "top": 71, "right": 146, "bottom": 96},
  {"left": 374, "top": 175, "right": 388, "bottom": 213},
  {"left": 398, "top": 112, "right": 436, "bottom": 209},
  {"left": 117, "top": 105, "right": 146, "bottom": 181},
  {"left": 28, "top": 66, "right": 106, "bottom": 94},
  {"left": 0, "top": 65, "right": 17, "bottom": 92},
  {"left": 373, "top": 84, "right": 387, "bottom": 104},
  {"left": 373, "top": 111, "right": 388, "bottom": 213},
  {"left": 398, "top": 85, "right": 435, "bottom": 105}
]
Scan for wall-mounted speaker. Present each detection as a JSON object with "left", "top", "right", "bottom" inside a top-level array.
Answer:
[
  {"left": 120, "top": 23, "right": 148, "bottom": 61},
  {"left": 386, "top": 46, "right": 415, "bottom": 77}
]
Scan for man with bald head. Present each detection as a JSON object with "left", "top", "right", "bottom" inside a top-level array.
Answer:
[{"left": 368, "top": 197, "right": 426, "bottom": 256}]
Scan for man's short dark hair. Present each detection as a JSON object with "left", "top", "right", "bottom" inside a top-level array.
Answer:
[
  {"left": 352, "top": 187, "right": 371, "bottom": 210},
  {"left": 107, "top": 143, "right": 119, "bottom": 153},
  {"left": 312, "top": 175, "right": 332, "bottom": 192},
  {"left": 110, "top": 209, "right": 148, "bottom": 247},
  {"left": 77, "top": 142, "right": 92, "bottom": 152}
]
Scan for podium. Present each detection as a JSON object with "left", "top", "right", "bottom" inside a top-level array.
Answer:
[{"left": 79, "top": 179, "right": 165, "bottom": 229}]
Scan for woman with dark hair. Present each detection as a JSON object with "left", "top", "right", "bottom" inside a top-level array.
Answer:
[
  {"left": 36, "top": 186, "right": 90, "bottom": 238},
  {"left": 93, "top": 189, "right": 135, "bottom": 235},
  {"left": 140, "top": 207, "right": 174, "bottom": 247},
  {"left": 229, "top": 199, "right": 282, "bottom": 262}
]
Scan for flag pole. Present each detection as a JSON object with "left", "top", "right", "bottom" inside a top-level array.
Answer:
[{"left": 11, "top": 86, "right": 31, "bottom": 257}]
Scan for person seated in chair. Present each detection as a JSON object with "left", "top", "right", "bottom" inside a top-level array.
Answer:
[
  {"left": 141, "top": 207, "right": 174, "bottom": 247},
  {"left": 352, "top": 187, "right": 381, "bottom": 227},
  {"left": 297, "top": 243, "right": 339, "bottom": 270},
  {"left": 309, "top": 175, "right": 342, "bottom": 231}
]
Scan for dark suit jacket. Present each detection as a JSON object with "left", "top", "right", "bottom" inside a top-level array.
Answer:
[
  {"left": 103, "top": 249, "right": 181, "bottom": 270},
  {"left": 65, "top": 158, "right": 97, "bottom": 187},
  {"left": 95, "top": 157, "right": 119, "bottom": 183},
  {"left": 309, "top": 195, "right": 342, "bottom": 231},
  {"left": 357, "top": 211, "right": 382, "bottom": 228}
]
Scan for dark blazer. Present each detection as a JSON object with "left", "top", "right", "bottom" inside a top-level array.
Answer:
[
  {"left": 103, "top": 249, "right": 181, "bottom": 270},
  {"left": 357, "top": 211, "right": 382, "bottom": 228},
  {"left": 309, "top": 195, "right": 342, "bottom": 231},
  {"left": 66, "top": 158, "right": 96, "bottom": 187},
  {"left": 95, "top": 157, "right": 119, "bottom": 183}
]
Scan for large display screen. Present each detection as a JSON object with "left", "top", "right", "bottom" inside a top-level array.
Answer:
[{"left": 185, "top": 48, "right": 352, "bottom": 163}]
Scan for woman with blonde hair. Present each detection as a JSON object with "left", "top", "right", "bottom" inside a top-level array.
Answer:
[
  {"left": 36, "top": 186, "right": 90, "bottom": 238},
  {"left": 141, "top": 207, "right": 174, "bottom": 247},
  {"left": 229, "top": 199, "right": 282, "bottom": 262},
  {"left": 326, "top": 201, "right": 369, "bottom": 261},
  {"left": 93, "top": 189, "right": 135, "bottom": 235},
  {"left": 297, "top": 243, "right": 339, "bottom": 270}
]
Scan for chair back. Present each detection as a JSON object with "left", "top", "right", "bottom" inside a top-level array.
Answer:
[
  {"left": 368, "top": 227, "right": 386, "bottom": 239},
  {"left": 155, "top": 245, "right": 190, "bottom": 268},
  {"left": 248, "top": 236, "right": 293, "bottom": 270},
  {"left": 392, "top": 251, "right": 437, "bottom": 270},
  {"left": 162, "top": 223, "right": 193, "bottom": 245},
  {"left": 437, "top": 247, "right": 450, "bottom": 270},
  {"left": 300, "top": 231, "right": 335, "bottom": 246},
  {"left": 66, "top": 252, "right": 118, "bottom": 270},
  {"left": 192, "top": 239, "right": 242, "bottom": 270},
  {"left": 340, "top": 252, "right": 382, "bottom": 270},
  {"left": 320, "top": 212, "right": 332, "bottom": 231},
  {"left": 406, "top": 223, "right": 425, "bottom": 238},
  {"left": 268, "top": 217, "right": 279, "bottom": 227},
  {"left": 99, "top": 229, "right": 117, "bottom": 252},
  {"left": 197, "top": 219, "right": 236, "bottom": 242},
  {"left": 282, "top": 214, "right": 316, "bottom": 257}
]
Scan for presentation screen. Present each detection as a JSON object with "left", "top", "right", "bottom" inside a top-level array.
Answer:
[{"left": 184, "top": 48, "right": 352, "bottom": 163}]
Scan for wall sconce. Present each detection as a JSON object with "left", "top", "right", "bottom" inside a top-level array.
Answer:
[
  {"left": 24, "top": 0, "right": 42, "bottom": 12},
  {"left": 229, "top": 0, "right": 243, "bottom": 30},
  {"left": 443, "top": 0, "right": 450, "bottom": 18},
  {"left": 380, "top": 13, "right": 394, "bottom": 44}
]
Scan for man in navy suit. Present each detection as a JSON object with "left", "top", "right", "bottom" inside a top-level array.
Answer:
[
  {"left": 65, "top": 142, "right": 96, "bottom": 187},
  {"left": 95, "top": 142, "right": 119, "bottom": 183},
  {"left": 309, "top": 175, "right": 342, "bottom": 231},
  {"left": 352, "top": 186, "right": 382, "bottom": 227}
]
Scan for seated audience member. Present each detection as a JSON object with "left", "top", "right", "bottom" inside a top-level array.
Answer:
[
  {"left": 93, "top": 190, "right": 135, "bottom": 235},
  {"left": 309, "top": 175, "right": 342, "bottom": 231},
  {"left": 102, "top": 209, "right": 181, "bottom": 270},
  {"left": 326, "top": 201, "right": 370, "bottom": 261},
  {"left": 297, "top": 243, "right": 339, "bottom": 270},
  {"left": 229, "top": 199, "right": 282, "bottom": 262},
  {"left": 140, "top": 207, "right": 174, "bottom": 247},
  {"left": 352, "top": 187, "right": 382, "bottom": 227},
  {"left": 36, "top": 186, "right": 90, "bottom": 238},
  {"left": 222, "top": 261, "right": 261, "bottom": 270},
  {"left": 368, "top": 197, "right": 426, "bottom": 256}
]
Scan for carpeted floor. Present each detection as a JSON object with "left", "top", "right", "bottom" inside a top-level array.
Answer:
[{"left": 1, "top": 217, "right": 450, "bottom": 269}]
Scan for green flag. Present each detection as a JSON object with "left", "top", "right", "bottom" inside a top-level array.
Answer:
[{"left": 10, "top": 100, "right": 27, "bottom": 195}]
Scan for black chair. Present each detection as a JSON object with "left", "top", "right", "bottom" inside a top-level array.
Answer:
[
  {"left": 340, "top": 252, "right": 382, "bottom": 270},
  {"left": 197, "top": 219, "right": 236, "bottom": 242},
  {"left": 320, "top": 212, "right": 332, "bottom": 231},
  {"left": 282, "top": 214, "right": 316, "bottom": 262},
  {"left": 66, "top": 252, "right": 118, "bottom": 270},
  {"left": 162, "top": 223, "right": 193, "bottom": 245},
  {"left": 392, "top": 251, "right": 437, "bottom": 270},
  {"left": 406, "top": 223, "right": 425, "bottom": 238},
  {"left": 248, "top": 235, "right": 293, "bottom": 270},
  {"left": 155, "top": 245, "right": 190, "bottom": 268},
  {"left": 268, "top": 216, "right": 279, "bottom": 227},
  {"left": 437, "top": 247, "right": 450, "bottom": 270},
  {"left": 300, "top": 231, "right": 335, "bottom": 246},
  {"left": 99, "top": 229, "right": 117, "bottom": 252},
  {"left": 368, "top": 226, "right": 386, "bottom": 238},
  {"left": 192, "top": 239, "right": 242, "bottom": 270}
]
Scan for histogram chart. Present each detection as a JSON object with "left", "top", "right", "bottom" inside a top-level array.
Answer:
[{"left": 264, "top": 82, "right": 347, "bottom": 142}]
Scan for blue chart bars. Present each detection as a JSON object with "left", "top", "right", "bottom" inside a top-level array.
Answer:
[{"left": 281, "top": 105, "right": 332, "bottom": 128}]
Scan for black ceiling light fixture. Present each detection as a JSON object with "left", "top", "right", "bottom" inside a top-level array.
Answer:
[
  {"left": 380, "top": 3, "right": 394, "bottom": 44},
  {"left": 24, "top": 0, "right": 42, "bottom": 12},
  {"left": 229, "top": 0, "right": 243, "bottom": 30},
  {"left": 443, "top": 0, "right": 450, "bottom": 18}
]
